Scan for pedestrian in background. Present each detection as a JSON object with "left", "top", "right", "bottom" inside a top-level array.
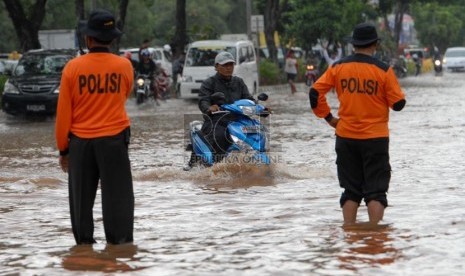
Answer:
[
  {"left": 172, "top": 52, "right": 185, "bottom": 95},
  {"left": 284, "top": 50, "right": 298, "bottom": 94},
  {"left": 309, "top": 22, "right": 406, "bottom": 225},
  {"left": 322, "top": 41, "right": 342, "bottom": 66},
  {"left": 55, "top": 8, "right": 135, "bottom": 245}
]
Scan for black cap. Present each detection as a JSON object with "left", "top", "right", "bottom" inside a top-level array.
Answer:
[
  {"left": 80, "top": 9, "right": 122, "bottom": 41},
  {"left": 349, "top": 23, "right": 380, "bottom": 46}
]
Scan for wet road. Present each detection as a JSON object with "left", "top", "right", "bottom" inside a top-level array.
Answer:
[{"left": 1, "top": 71, "right": 465, "bottom": 275}]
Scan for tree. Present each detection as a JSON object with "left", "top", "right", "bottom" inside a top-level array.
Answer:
[
  {"left": 171, "top": 0, "right": 188, "bottom": 59},
  {"left": 264, "top": 0, "right": 288, "bottom": 65},
  {"left": 393, "top": 0, "right": 409, "bottom": 54},
  {"left": 115, "top": 0, "right": 129, "bottom": 50},
  {"left": 3, "top": 0, "right": 47, "bottom": 52},
  {"left": 254, "top": 0, "right": 289, "bottom": 65},
  {"left": 283, "top": 0, "right": 366, "bottom": 53},
  {"left": 412, "top": 2, "right": 463, "bottom": 52}
]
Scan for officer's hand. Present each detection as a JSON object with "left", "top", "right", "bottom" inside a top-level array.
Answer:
[
  {"left": 328, "top": 117, "right": 339, "bottom": 129},
  {"left": 59, "top": 155, "right": 69, "bottom": 173},
  {"left": 208, "top": 104, "right": 220, "bottom": 113},
  {"left": 264, "top": 106, "right": 273, "bottom": 114}
]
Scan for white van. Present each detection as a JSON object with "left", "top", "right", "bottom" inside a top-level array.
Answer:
[{"left": 178, "top": 40, "right": 259, "bottom": 99}]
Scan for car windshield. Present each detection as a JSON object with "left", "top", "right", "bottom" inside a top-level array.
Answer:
[
  {"left": 186, "top": 47, "right": 236, "bottom": 67},
  {"left": 13, "top": 53, "right": 73, "bottom": 76},
  {"left": 445, "top": 49, "right": 465, "bottom": 57}
]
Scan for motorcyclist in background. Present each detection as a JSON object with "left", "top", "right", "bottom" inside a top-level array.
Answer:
[
  {"left": 137, "top": 49, "right": 158, "bottom": 96},
  {"left": 412, "top": 53, "right": 422, "bottom": 76}
]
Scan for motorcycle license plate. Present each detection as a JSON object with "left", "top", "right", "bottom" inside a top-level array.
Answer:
[
  {"left": 242, "top": 126, "right": 261, "bottom": 133},
  {"left": 26, "top": 105, "right": 46, "bottom": 112}
]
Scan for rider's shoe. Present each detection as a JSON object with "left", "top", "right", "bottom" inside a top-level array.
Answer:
[{"left": 183, "top": 151, "right": 197, "bottom": 171}]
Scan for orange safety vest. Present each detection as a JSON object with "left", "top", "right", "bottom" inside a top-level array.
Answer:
[
  {"left": 312, "top": 53, "right": 405, "bottom": 139},
  {"left": 55, "top": 52, "right": 134, "bottom": 153}
]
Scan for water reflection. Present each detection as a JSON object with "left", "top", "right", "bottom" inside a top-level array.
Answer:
[
  {"left": 61, "top": 243, "right": 142, "bottom": 272},
  {"left": 338, "top": 223, "right": 400, "bottom": 271}
]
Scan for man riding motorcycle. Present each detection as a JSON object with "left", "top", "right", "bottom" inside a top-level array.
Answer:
[{"left": 184, "top": 51, "right": 270, "bottom": 171}]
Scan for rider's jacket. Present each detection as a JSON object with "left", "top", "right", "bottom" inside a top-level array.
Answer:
[
  {"left": 310, "top": 53, "right": 406, "bottom": 139},
  {"left": 198, "top": 73, "right": 254, "bottom": 114},
  {"left": 137, "top": 59, "right": 157, "bottom": 78}
]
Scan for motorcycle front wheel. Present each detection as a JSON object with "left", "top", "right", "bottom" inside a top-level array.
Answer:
[
  {"left": 306, "top": 78, "right": 314, "bottom": 87},
  {"left": 136, "top": 92, "right": 144, "bottom": 104}
]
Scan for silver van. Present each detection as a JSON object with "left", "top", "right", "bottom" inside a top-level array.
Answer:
[{"left": 178, "top": 40, "right": 259, "bottom": 99}]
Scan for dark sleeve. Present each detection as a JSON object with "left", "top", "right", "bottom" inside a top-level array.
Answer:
[
  {"left": 393, "top": 99, "right": 406, "bottom": 111},
  {"left": 238, "top": 77, "right": 255, "bottom": 101},
  {"left": 198, "top": 77, "right": 214, "bottom": 113}
]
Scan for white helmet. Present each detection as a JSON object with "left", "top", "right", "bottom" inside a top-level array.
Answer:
[{"left": 163, "top": 44, "right": 171, "bottom": 52}]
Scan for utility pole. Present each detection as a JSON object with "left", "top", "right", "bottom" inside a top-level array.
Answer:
[{"left": 246, "top": 0, "right": 252, "bottom": 41}]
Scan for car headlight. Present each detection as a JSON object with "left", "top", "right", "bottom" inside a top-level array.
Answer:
[
  {"left": 182, "top": 75, "right": 193, "bottom": 82},
  {"left": 2, "top": 80, "right": 20, "bottom": 95},
  {"left": 239, "top": 105, "right": 256, "bottom": 116},
  {"left": 53, "top": 86, "right": 60, "bottom": 94}
]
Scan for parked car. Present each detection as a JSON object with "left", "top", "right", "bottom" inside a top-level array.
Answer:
[
  {"left": 443, "top": 47, "right": 465, "bottom": 72},
  {"left": 119, "top": 47, "right": 172, "bottom": 76},
  {"left": 1, "top": 49, "right": 76, "bottom": 115}
]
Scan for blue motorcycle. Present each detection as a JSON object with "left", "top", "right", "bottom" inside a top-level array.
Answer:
[{"left": 186, "top": 93, "right": 271, "bottom": 169}]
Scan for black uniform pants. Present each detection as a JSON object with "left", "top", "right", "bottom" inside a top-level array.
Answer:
[{"left": 68, "top": 128, "right": 134, "bottom": 244}]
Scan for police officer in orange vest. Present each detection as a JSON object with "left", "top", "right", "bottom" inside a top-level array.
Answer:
[
  {"left": 310, "top": 23, "right": 406, "bottom": 226},
  {"left": 55, "top": 9, "right": 135, "bottom": 245}
]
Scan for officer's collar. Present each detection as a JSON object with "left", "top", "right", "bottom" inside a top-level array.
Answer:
[{"left": 88, "top": 47, "right": 111, "bottom": 53}]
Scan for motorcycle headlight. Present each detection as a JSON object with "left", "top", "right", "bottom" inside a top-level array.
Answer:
[
  {"left": 230, "top": 134, "right": 253, "bottom": 151},
  {"left": 2, "top": 80, "right": 20, "bottom": 95},
  {"left": 137, "top": 78, "right": 145, "bottom": 86},
  {"left": 434, "top": 59, "right": 441, "bottom": 66},
  {"left": 306, "top": 65, "right": 314, "bottom": 70},
  {"left": 239, "top": 105, "right": 256, "bottom": 116}
]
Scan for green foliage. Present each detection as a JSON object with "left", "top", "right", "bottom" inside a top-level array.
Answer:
[
  {"left": 0, "top": 0, "right": 246, "bottom": 51},
  {"left": 282, "top": 0, "right": 367, "bottom": 51},
  {"left": 412, "top": 2, "right": 464, "bottom": 52},
  {"left": 259, "top": 60, "right": 284, "bottom": 85}
]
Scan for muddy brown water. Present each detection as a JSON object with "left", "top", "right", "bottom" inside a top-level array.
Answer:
[{"left": 1, "top": 73, "right": 464, "bottom": 275}]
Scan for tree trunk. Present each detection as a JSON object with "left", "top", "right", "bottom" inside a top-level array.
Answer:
[
  {"left": 264, "top": 0, "right": 279, "bottom": 64},
  {"left": 3, "top": 0, "right": 47, "bottom": 52},
  {"left": 75, "top": 0, "right": 85, "bottom": 54},
  {"left": 115, "top": 0, "right": 129, "bottom": 52},
  {"left": 394, "top": 0, "right": 408, "bottom": 54},
  {"left": 171, "top": 0, "right": 188, "bottom": 59},
  {"left": 263, "top": 0, "right": 288, "bottom": 66}
]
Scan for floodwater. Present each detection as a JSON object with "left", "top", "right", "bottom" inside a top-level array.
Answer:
[{"left": 1, "top": 72, "right": 464, "bottom": 276}]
